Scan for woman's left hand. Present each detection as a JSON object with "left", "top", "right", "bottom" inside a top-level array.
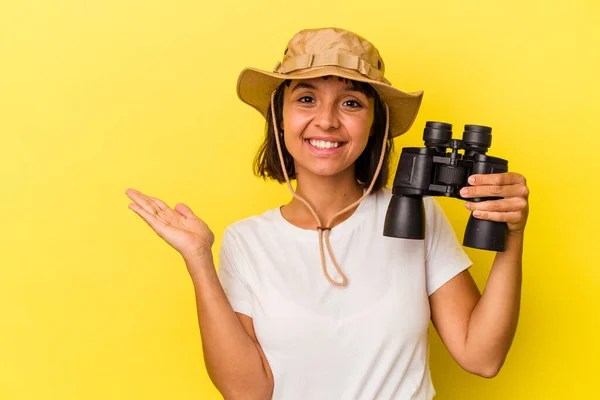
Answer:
[{"left": 460, "top": 172, "right": 529, "bottom": 235}]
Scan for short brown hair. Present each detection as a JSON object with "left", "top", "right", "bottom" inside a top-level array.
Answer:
[{"left": 253, "top": 77, "right": 394, "bottom": 192}]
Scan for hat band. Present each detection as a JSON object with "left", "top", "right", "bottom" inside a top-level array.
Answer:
[{"left": 273, "top": 52, "right": 389, "bottom": 84}]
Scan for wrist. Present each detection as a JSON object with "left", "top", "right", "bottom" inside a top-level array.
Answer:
[
  {"left": 507, "top": 230, "right": 525, "bottom": 240},
  {"left": 182, "top": 250, "right": 215, "bottom": 280},
  {"left": 498, "top": 230, "right": 524, "bottom": 258},
  {"left": 181, "top": 247, "right": 214, "bottom": 263}
]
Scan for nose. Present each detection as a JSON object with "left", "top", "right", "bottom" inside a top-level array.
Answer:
[{"left": 314, "top": 100, "right": 340, "bottom": 131}]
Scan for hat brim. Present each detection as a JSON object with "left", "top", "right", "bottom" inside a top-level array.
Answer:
[{"left": 237, "top": 65, "right": 423, "bottom": 137}]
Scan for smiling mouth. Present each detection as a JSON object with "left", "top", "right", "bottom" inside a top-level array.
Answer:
[{"left": 305, "top": 139, "right": 346, "bottom": 149}]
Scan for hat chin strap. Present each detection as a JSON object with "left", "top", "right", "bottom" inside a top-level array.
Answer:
[{"left": 270, "top": 90, "right": 390, "bottom": 287}]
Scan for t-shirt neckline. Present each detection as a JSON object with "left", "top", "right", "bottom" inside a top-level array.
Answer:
[{"left": 267, "top": 191, "right": 375, "bottom": 240}]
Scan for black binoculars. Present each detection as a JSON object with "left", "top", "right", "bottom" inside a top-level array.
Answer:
[{"left": 383, "top": 121, "right": 509, "bottom": 251}]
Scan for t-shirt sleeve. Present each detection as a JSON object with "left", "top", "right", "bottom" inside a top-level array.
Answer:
[
  {"left": 217, "top": 228, "right": 254, "bottom": 317},
  {"left": 424, "top": 197, "right": 473, "bottom": 296}
]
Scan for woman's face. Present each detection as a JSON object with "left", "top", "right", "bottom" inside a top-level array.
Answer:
[{"left": 281, "top": 77, "right": 375, "bottom": 180}]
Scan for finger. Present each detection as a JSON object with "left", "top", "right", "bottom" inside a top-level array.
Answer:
[
  {"left": 466, "top": 197, "right": 528, "bottom": 213},
  {"left": 471, "top": 210, "right": 525, "bottom": 224},
  {"left": 461, "top": 183, "right": 529, "bottom": 199},
  {"left": 147, "top": 196, "right": 180, "bottom": 225},
  {"left": 149, "top": 196, "right": 169, "bottom": 211},
  {"left": 128, "top": 202, "right": 168, "bottom": 235},
  {"left": 174, "top": 203, "right": 197, "bottom": 219},
  {"left": 468, "top": 172, "right": 526, "bottom": 187},
  {"left": 126, "top": 189, "right": 171, "bottom": 225},
  {"left": 126, "top": 189, "right": 160, "bottom": 214}
]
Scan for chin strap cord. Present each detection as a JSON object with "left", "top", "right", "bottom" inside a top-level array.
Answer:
[{"left": 270, "top": 90, "right": 389, "bottom": 287}]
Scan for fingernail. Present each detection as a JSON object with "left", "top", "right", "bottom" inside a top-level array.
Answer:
[
  {"left": 465, "top": 202, "right": 471, "bottom": 210},
  {"left": 473, "top": 211, "right": 482, "bottom": 217},
  {"left": 468, "top": 176, "right": 475, "bottom": 184},
  {"left": 460, "top": 187, "right": 468, "bottom": 196}
]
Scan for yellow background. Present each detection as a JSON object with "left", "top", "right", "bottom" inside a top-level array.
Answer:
[{"left": 1, "top": 0, "right": 598, "bottom": 398}]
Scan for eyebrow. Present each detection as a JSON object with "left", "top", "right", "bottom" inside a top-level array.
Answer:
[
  {"left": 291, "top": 83, "right": 317, "bottom": 93},
  {"left": 290, "top": 81, "right": 363, "bottom": 94}
]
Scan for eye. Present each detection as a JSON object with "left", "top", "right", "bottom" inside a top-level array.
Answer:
[
  {"left": 343, "top": 100, "right": 363, "bottom": 108},
  {"left": 298, "top": 96, "right": 314, "bottom": 103}
]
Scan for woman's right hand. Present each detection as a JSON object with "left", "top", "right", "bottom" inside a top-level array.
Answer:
[{"left": 125, "top": 188, "right": 215, "bottom": 262}]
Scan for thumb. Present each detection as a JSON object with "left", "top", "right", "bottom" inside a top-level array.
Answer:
[{"left": 174, "top": 203, "right": 197, "bottom": 219}]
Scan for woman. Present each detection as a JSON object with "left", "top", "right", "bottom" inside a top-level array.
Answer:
[{"left": 125, "top": 27, "right": 529, "bottom": 399}]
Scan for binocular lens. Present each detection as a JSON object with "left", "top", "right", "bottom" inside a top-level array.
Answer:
[
  {"left": 383, "top": 195, "right": 425, "bottom": 240},
  {"left": 423, "top": 121, "right": 452, "bottom": 146},
  {"left": 463, "top": 125, "right": 492, "bottom": 149}
]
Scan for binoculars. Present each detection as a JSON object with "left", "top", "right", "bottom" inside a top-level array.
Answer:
[{"left": 383, "top": 121, "right": 508, "bottom": 251}]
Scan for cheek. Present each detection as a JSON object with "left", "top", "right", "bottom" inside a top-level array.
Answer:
[
  {"left": 348, "top": 123, "right": 374, "bottom": 158},
  {"left": 283, "top": 113, "right": 310, "bottom": 134},
  {"left": 354, "top": 137, "right": 371, "bottom": 159},
  {"left": 282, "top": 135, "right": 297, "bottom": 153},
  {"left": 282, "top": 102, "right": 306, "bottom": 130},
  {"left": 351, "top": 119, "right": 374, "bottom": 146},
  {"left": 281, "top": 130, "right": 304, "bottom": 156}
]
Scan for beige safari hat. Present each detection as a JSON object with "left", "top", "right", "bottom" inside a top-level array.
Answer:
[{"left": 237, "top": 27, "right": 424, "bottom": 137}]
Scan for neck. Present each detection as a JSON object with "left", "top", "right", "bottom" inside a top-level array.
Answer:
[{"left": 283, "top": 168, "right": 365, "bottom": 228}]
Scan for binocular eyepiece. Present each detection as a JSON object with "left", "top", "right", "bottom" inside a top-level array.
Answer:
[{"left": 383, "top": 121, "right": 509, "bottom": 252}]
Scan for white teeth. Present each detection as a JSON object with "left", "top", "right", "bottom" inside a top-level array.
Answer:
[{"left": 308, "top": 139, "right": 341, "bottom": 149}]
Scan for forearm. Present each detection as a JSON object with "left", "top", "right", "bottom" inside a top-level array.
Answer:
[
  {"left": 185, "top": 254, "right": 272, "bottom": 399},
  {"left": 465, "top": 232, "right": 523, "bottom": 376}
]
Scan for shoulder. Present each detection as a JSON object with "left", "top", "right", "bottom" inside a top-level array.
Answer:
[
  {"left": 370, "top": 186, "right": 393, "bottom": 215},
  {"left": 222, "top": 206, "right": 280, "bottom": 245}
]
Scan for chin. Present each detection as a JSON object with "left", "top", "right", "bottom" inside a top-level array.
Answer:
[{"left": 299, "top": 164, "right": 355, "bottom": 180}]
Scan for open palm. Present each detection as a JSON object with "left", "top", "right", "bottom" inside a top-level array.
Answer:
[{"left": 125, "top": 188, "right": 215, "bottom": 259}]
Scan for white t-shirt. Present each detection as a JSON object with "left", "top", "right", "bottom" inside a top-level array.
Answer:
[{"left": 217, "top": 188, "right": 472, "bottom": 399}]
